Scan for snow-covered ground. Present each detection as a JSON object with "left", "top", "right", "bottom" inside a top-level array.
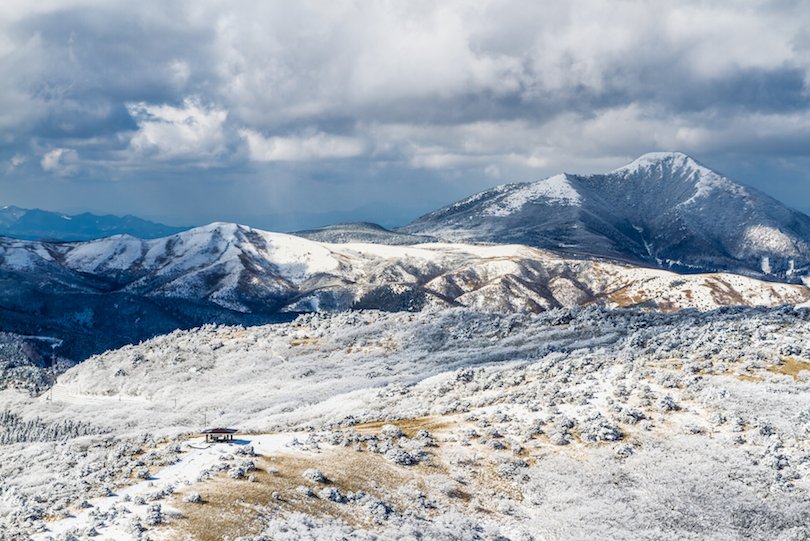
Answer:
[{"left": 2, "top": 306, "right": 810, "bottom": 539}]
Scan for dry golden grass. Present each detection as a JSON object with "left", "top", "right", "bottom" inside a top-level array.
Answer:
[
  {"left": 606, "top": 286, "right": 641, "bottom": 308},
  {"left": 606, "top": 287, "right": 677, "bottom": 311},
  {"left": 289, "top": 337, "right": 320, "bottom": 347},
  {"left": 351, "top": 415, "right": 459, "bottom": 438},
  {"left": 710, "top": 357, "right": 810, "bottom": 383},
  {"left": 166, "top": 415, "right": 542, "bottom": 540},
  {"left": 767, "top": 357, "right": 810, "bottom": 380},
  {"left": 345, "top": 337, "right": 400, "bottom": 355},
  {"left": 169, "top": 445, "right": 454, "bottom": 541},
  {"left": 735, "top": 373, "right": 764, "bottom": 383}
]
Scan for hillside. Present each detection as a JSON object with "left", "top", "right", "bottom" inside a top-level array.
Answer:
[{"left": 2, "top": 307, "right": 809, "bottom": 539}]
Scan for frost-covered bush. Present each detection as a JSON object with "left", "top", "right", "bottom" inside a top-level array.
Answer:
[
  {"left": 579, "top": 414, "right": 623, "bottom": 442},
  {"left": 495, "top": 458, "right": 529, "bottom": 481},
  {"left": 144, "top": 504, "right": 162, "bottom": 526},
  {"left": 302, "top": 468, "right": 327, "bottom": 484},
  {"left": 182, "top": 491, "right": 203, "bottom": 503},
  {"left": 228, "top": 466, "right": 247, "bottom": 479},
  {"left": 235, "top": 445, "right": 256, "bottom": 456},
  {"left": 379, "top": 424, "right": 404, "bottom": 440},
  {"left": 658, "top": 395, "right": 680, "bottom": 412},
  {"left": 319, "top": 487, "right": 347, "bottom": 504},
  {"left": 385, "top": 447, "right": 418, "bottom": 466}
]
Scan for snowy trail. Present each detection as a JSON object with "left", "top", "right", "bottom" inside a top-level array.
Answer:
[{"left": 30, "top": 433, "right": 297, "bottom": 541}]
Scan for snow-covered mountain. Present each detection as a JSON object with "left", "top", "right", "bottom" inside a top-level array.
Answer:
[
  {"left": 401, "top": 152, "right": 810, "bottom": 281},
  {"left": 0, "top": 222, "right": 807, "bottom": 374},
  {"left": 0, "top": 205, "right": 186, "bottom": 241}
]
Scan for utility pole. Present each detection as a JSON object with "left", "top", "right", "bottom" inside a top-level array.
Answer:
[{"left": 48, "top": 344, "right": 57, "bottom": 402}]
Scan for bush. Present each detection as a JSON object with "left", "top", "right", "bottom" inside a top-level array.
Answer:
[
  {"left": 183, "top": 492, "right": 203, "bottom": 503},
  {"left": 302, "top": 468, "right": 328, "bottom": 483}
]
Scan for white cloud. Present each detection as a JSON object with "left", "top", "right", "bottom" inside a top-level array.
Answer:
[
  {"left": 5, "top": 153, "right": 26, "bottom": 174},
  {"left": 40, "top": 148, "right": 79, "bottom": 176},
  {"left": 240, "top": 129, "right": 366, "bottom": 162},
  {"left": 126, "top": 98, "right": 229, "bottom": 162}
]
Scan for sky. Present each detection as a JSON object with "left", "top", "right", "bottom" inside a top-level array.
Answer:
[{"left": 2, "top": 0, "right": 810, "bottom": 231}]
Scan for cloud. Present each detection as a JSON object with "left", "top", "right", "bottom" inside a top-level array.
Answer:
[
  {"left": 240, "top": 129, "right": 367, "bottom": 162},
  {"left": 126, "top": 98, "right": 229, "bottom": 162},
  {"left": 40, "top": 148, "right": 79, "bottom": 176},
  {"left": 0, "top": 0, "right": 810, "bottom": 225},
  {"left": 5, "top": 154, "right": 26, "bottom": 174}
]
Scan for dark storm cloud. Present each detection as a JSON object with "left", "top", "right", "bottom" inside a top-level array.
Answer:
[{"left": 1, "top": 0, "right": 810, "bottom": 227}]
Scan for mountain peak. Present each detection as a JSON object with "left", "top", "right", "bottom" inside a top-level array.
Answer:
[
  {"left": 482, "top": 173, "right": 581, "bottom": 217},
  {"left": 612, "top": 151, "right": 705, "bottom": 175},
  {"left": 403, "top": 152, "right": 810, "bottom": 281}
]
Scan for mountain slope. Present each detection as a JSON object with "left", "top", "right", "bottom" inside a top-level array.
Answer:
[
  {"left": 7, "top": 307, "right": 810, "bottom": 540},
  {"left": 401, "top": 152, "right": 810, "bottom": 281},
  {"left": 0, "top": 222, "right": 807, "bottom": 370},
  {"left": 0, "top": 205, "right": 187, "bottom": 241}
]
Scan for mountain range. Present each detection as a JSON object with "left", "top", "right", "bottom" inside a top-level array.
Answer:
[
  {"left": 401, "top": 152, "right": 810, "bottom": 282},
  {"left": 3, "top": 151, "right": 810, "bottom": 378},
  {"left": 0, "top": 221, "right": 807, "bottom": 381},
  {"left": 0, "top": 205, "right": 186, "bottom": 241}
]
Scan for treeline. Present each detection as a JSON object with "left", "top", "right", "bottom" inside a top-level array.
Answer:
[{"left": 0, "top": 410, "right": 102, "bottom": 444}]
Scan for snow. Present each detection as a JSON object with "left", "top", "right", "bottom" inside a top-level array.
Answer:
[
  {"left": 2, "top": 194, "right": 810, "bottom": 537},
  {"left": 484, "top": 174, "right": 581, "bottom": 216},
  {"left": 613, "top": 152, "right": 749, "bottom": 205},
  {"left": 744, "top": 224, "right": 800, "bottom": 256},
  {"left": 612, "top": 151, "right": 696, "bottom": 174},
  {"left": 66, "top": 235, "right": 145, "bottom": 271}
]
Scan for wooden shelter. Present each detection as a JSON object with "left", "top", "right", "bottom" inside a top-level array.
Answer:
[{"left": 201, "top": 427, "right": 238, "bottom": 443}]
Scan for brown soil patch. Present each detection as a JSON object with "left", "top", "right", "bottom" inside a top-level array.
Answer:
[
  {"left": 289, "top": 337, "right": 320, "bottom": 347},
  {"left": 705, "top": 278, "right": 746, "bottom": 306},
  {"left": 606, "top": 286, "right": 642, "bottom": 308}
]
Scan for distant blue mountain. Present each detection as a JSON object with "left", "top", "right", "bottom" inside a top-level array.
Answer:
[{"left": 0, "top": 206, "right": 187, "bottom": 241}]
